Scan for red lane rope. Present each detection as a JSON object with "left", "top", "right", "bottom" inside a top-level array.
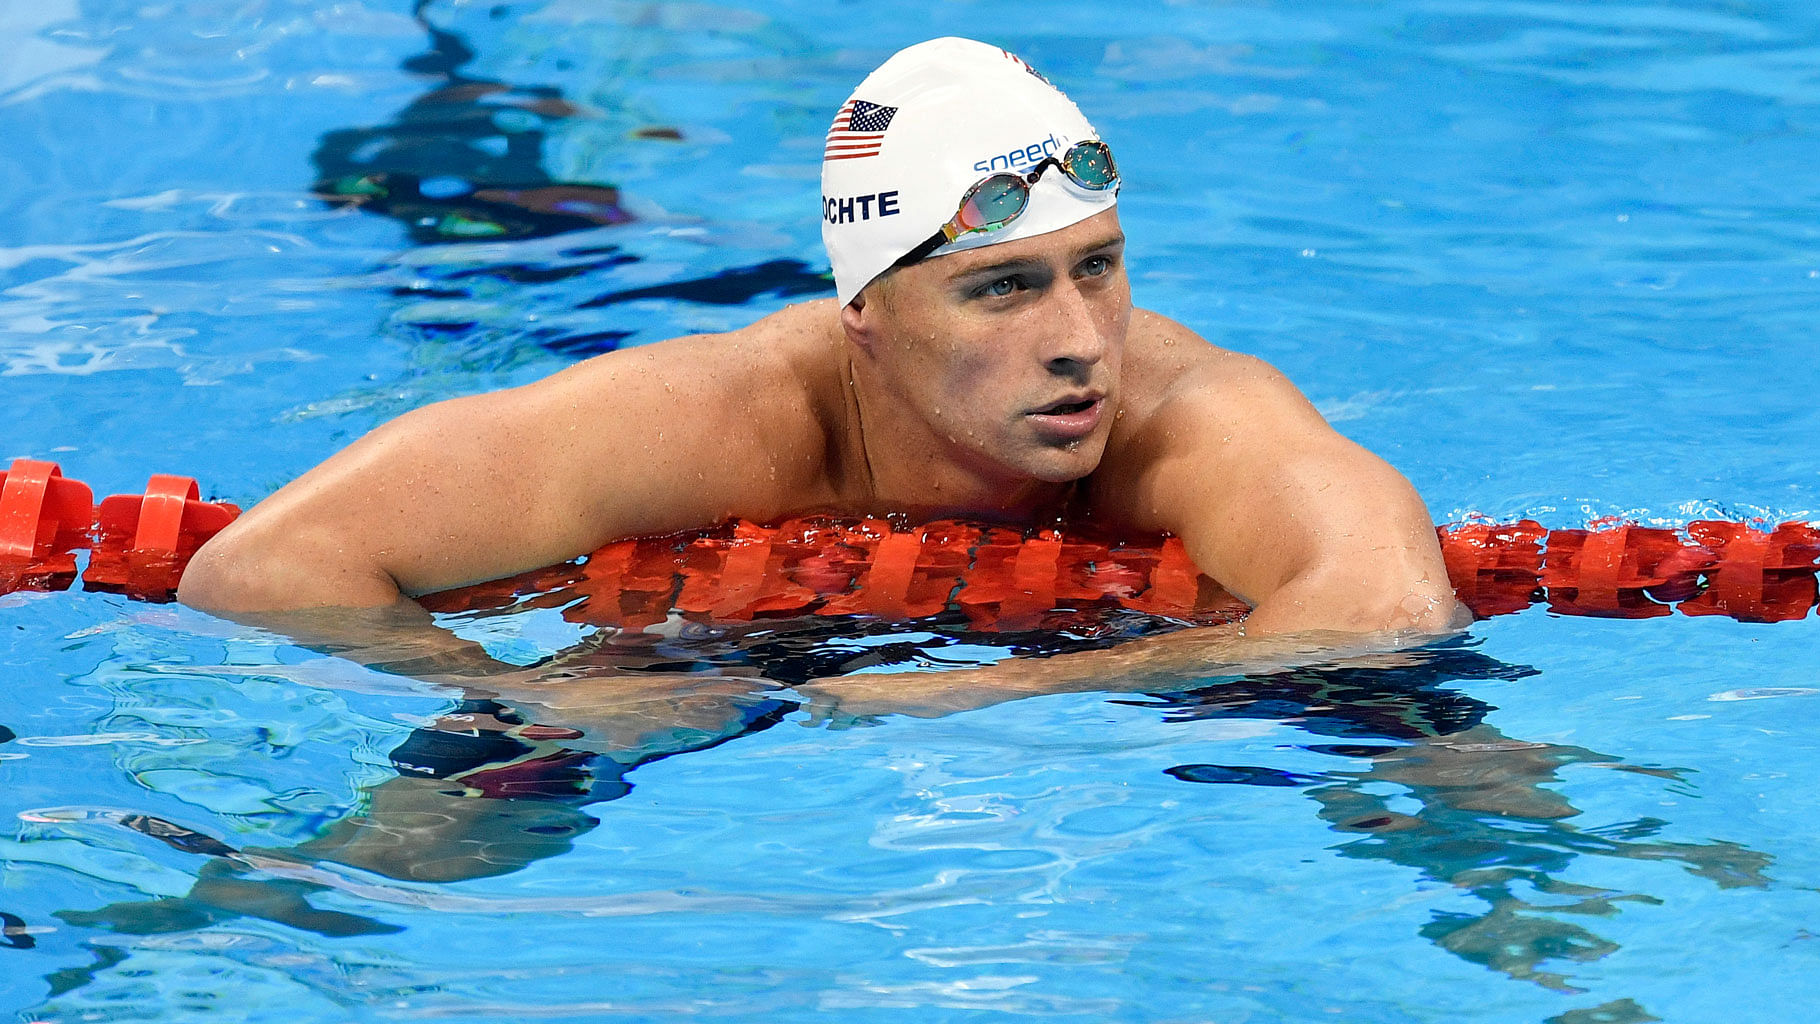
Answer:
[
  {"left": 6, "top": 457, "right": 1819, "bottom": 625},
  {"left": 423, "top": 515, "right": 1820, "bottom": 628},
  {"left": 0, "top": 459, "right": 92, "bottom": 593},
  {"left": 0, "top": 458, "right": 238, "bottom": 600}
]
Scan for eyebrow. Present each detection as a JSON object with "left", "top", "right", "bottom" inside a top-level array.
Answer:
[
  {"left": 948, "top": 255, "right": 1046, "bottom": 285},
  {"left": 1074, "top": 232, "right": 1126, "bottom": 257},
  {"left": 944, "top": 233, "right": 1128, "bottom": 285}
]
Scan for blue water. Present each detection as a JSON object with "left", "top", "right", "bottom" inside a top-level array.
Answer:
[{"left": 5, "top": 1, "right": 1820, "bottom": 1020}]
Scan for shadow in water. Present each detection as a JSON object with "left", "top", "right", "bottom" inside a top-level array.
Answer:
[
  {"left": 1141, "top": 639, "right": 1771, "bottom": 999},
  {"left": 54, "top": 690, "right": 794, "bottom": 938},
  {"left": 34, "top": 628, "right": 1766, "bottom": 1024},
  {"left": 44, "top": 610, "right": 1188, "bottom": 942},
  {"left": 311, "top": 0, "right": 828, "bottom": 359}
]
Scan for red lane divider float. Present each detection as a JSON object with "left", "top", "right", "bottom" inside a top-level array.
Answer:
[
  {"left": 6, "top": 457, "right": 1820, "bottom": 625},
  {"left": 88, "top": 473, "right": 241, "bottom": 598},
  {"left": 0, "top": 459, "right": 239, "bottom": 601},
  {"left": 502, "top": 518, "right": 1252, "bottom": 633},
  {"left": 0, "top": 459, "right": 94, "bottom": 594},
  {"left": 1438, "top": 518, "right": 1820, "bottom": 622},
  {"left": 435, "top": 516, "right": 1820, "bottom": 628}
]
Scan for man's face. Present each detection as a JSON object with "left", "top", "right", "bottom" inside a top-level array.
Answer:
[{"left": 853, "top": 208, "right": 1131, "bottom": 490}]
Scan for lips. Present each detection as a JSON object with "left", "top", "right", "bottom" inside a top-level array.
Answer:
[{"left": 1027, "top": 392, "right": 1106, "bottom": 441}]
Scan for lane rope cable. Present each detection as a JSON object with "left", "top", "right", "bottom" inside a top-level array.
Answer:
[{"left": 6, "top": 458, "right": 1816, "bottom": 625}]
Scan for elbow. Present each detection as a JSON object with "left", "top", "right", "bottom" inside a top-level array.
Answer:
[
  {"left": 1241, "top": 564, "right": 1466, "bottom": 638},
  {"left": 175, "top": 530, "right": 275, "bottom": 614},
  {"left": 1381, "top": 579, "right": 1470, "bottom": 634},
  {"left": 177, "top": 519, "right": 399, "bottom": 615}
]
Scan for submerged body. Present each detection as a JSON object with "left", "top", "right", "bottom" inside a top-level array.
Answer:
[{"left": 180, "top": 209, "right": 1458, "bottom": 637}]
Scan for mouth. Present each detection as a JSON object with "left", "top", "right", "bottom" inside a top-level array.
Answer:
[
  {"left": 1037, "top": 398, "right": 1097, "bottom": 416},
  {"left": 1026, "top": 393, "right": 1106, "bottom": 441}
]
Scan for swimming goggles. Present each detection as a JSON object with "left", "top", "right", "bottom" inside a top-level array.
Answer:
[{"left": 892, "top": 140, "right": 1119, "bottom": 268}]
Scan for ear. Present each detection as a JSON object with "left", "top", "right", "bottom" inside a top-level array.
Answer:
[{"left": 839, "top": 289, "right": 876, "bottom": 356}]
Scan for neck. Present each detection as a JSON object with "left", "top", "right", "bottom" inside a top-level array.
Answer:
[{"left": 839, "top": 351, "right": 1078, "bottom": 525}]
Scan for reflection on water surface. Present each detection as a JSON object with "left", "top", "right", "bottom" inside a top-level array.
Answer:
[{"left": 13, "top": 629, "right": 1768, "bottom": 1009}]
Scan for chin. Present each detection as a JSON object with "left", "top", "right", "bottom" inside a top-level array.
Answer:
[{"left": 1019, "top": 442, "right": 1108, "bottom": 484}]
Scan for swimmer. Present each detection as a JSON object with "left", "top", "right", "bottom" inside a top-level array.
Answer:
[{"left": 180, "top": 38, "right": 1463, "bottom": 664}]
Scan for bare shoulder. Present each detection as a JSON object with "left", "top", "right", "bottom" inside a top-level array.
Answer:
[
  {"left": 1094, "top": 308, "right": 1341, "bottom": 536},
  {"left": 535, "top": 299, "right": 840, "bottom": 447},
  {"left": 1094, "top": 308, "right": 1457, "bottom": 633},
  {"left": 1115, "top": 308, "right": 1318, "bottom": 439},
  {"left": 189, "top": 300, "right": 849, "bottom": 606},
  {"left": 534, "top": 297, "right": 846, "bottom": 503},
  {"left": 550, "top": 298, "right": 840, "bottom": 404}
]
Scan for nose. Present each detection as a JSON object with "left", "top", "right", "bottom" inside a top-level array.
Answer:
[{"left": 1040, "top": 279, "right": 1109, "bottom": 376}]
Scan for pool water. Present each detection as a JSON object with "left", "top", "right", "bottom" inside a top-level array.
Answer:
[{"left": 5, "top": 0, "right": 1820, "bottom": 1020}]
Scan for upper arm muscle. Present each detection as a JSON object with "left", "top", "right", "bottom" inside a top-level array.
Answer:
[
  {"left": 183, "top": 329, "right": 823, "bottom": 610},
  {"left": 1104, "top": 339, "right": 1457, "bottom": 633}
]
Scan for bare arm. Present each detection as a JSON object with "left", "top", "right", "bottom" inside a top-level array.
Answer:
[
  {"left": 1101, "top": 317, "right": 1464, "bottom": 635},
  {"left": 173, "top": 311, "right": 837, "bottom": 756},
  {"left": 796, "top": 621, "right": 1447, "bottom": 722},
  {"left": 206, "top": 598, "right": 791, "bottom": 761},
  {"left": 804, "top": 321, "right": 1465, "bottom": 721},
  {"left": 179, "top": 319, "right": 830, "bottom": 613}
]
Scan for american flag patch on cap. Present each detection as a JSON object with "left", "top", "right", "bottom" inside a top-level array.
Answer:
[
  {"left": 825, "top": 99, "right": 898, "bottom": 161},
  {"left": 1000, "top": 48, "right": 1053, "bottom": 86}
]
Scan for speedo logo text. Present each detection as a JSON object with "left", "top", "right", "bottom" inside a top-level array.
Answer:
[{"left": 973, "top": 134, "right": 1061, "bottom": 173}]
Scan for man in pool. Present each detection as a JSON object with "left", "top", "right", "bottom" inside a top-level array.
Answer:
[{"left": 179, "top": 37, "right": 1462, "bottom": 662}]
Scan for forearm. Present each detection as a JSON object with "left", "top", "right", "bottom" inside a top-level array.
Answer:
[
  {"left": 207, "top": 597, "right": 524, "bottom": 684},
  {"left": 797, "top": 618, "right": 1446, "bottom": 722},
  {"left": 803, "top": 528, "right": 1467, "bottom": 723},
  {"left": 184, "top": 586, "right": 793, "bottom": 758}
]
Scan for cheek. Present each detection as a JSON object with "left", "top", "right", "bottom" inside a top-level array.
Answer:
[
  {"left": 879, "top": 307, "right": 1019, "bottom": 425},
  {"left": 946, "top": 344, "right": 1019, "bottom": 406},
  {"left": 1099, "top": 276, "right": 1133, "bottom": 334},
  {"left": 917, "top": 351, "right": 1002, "bottom": 429},
  {"left": 895, "top": 327, "right": 999, "bottom": 397}
]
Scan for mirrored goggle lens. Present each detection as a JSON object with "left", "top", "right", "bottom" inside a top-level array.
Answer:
[
  {"left": 1062, "top": 142, "right": 1117, "bottom": 190},
  {"left": 955, "top": 176, "right": 1031, "bottom": 232}
]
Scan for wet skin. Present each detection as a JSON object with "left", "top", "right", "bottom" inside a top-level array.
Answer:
[
  {"left": 180, "top": 208, "right": 1461, "bottom": 643},
  {"left": 836, "top": 218, "right": 1131, "bottom": 508}
]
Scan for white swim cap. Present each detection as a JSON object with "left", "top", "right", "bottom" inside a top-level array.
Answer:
[{"left": 820, "top": 37, "right": 1118, "bottom": 306}]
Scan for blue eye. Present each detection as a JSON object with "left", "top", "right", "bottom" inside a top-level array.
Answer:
[
  {"left": 1081, "top": 256, "right": 1112, "bottom": 277},
  {"left": 980, "top": 277, "right": 1019, "bottom": 298}
]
